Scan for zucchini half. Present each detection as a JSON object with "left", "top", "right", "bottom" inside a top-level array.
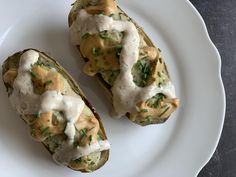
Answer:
[
  {"left": 68, "top": 0, "right": 179, "bottom": 126},
  {"left": 2, "top": 49, "right": 109, "bottom": 172}
]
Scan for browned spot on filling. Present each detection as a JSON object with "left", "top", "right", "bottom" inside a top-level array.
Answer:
[{"left": 86, "top": 0, "right": 118, "bottom": 16}]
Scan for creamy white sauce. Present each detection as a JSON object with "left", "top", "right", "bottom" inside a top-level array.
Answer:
[
  {"left": 53, "top": 140, "right": 110, "bottom": 165},
  {"left": 70, "top": 10, "right": 176, "bottom": 117},
  {"left": 10, "top": 50, "right": 110, "bottom": 165},
  {"left": 10, "top": 50, "right": 40, "bottom": 114}
]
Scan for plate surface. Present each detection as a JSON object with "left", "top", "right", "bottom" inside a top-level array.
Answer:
[{"left": 0, "top": 0, "right": 225, "bottom": 177}]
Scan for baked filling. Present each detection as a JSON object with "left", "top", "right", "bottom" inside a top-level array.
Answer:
[{"left": 70, "top": 0, "right": 179, "bottom": 125}]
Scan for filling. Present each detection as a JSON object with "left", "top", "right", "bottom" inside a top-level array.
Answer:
[
  {"left": 3, "top": 50, "right": 110, "bottom": 170},
  {"left": 69, "top": 0, "right": 179, "bottom": 124}
]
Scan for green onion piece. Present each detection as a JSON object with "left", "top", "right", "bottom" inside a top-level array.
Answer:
[
  {"left": 99, "top": 30, "right": 109, "bottom": 39},
  {"left": 146, "top": 115, "right": 152, "bottom": 123},
  {"left": 140, "top": 109, "right": 148, "bottom": 113},
  {"left": 73, "top": 141, "right": 79, "bottom": 147},
  {"left": 75, "top": 157, "right": 82, "bottom": 163},
  {"left": 44, "top": 80, "right": 53, "bottom": 87},
  {"left": 82, "top": 33, "right": 91, "bottom": 39},
  {"left": 109, "top": 13, "right": 114, "bottom": 17},
  {"left": 41, "top": 126, "right": 50, "bottom": 136},
  {"left": 115, "top": 44, "right": 123, "bottom": 58},
  {"left": 159, "top": 107, "right": 170, "bottom": 117},
  {"left": 30, "top": 71, "right": 38, "bottom": 78},
  {"left": 92, "top": 47, "right": 103, "bottom": 56},
  {"left": 80, "top": 128, "right": 87, "bottom": 137}
]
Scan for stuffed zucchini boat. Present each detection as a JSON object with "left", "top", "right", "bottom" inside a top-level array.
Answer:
[
  {"left": 69, "top": 0, "right": 180, "bottom": 126},
  {"left": 2, "top": 49, "right": 110, "bottom": 172}
]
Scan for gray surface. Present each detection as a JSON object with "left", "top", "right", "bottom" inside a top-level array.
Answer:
[{"left": 189, "top": 0, "right": 236, "bottom": 177}]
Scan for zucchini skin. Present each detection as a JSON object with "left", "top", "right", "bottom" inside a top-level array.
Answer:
[
  {"left": 2, "top": 48, "right": 109, "bottom": 172},
  {"left": 68, "top": 1, "right": 178, "bottom": 126}
]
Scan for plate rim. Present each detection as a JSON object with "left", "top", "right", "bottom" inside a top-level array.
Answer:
[
  {"left": 0, "top": 0, "right": 226, "bottom": 176},
  {"left": 185, "top": 0, "right": 226, "bottom": 176}
]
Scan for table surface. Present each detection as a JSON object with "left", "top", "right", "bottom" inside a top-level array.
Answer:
[{"left": 189, "top": 0, "right": 236, "bottom": 177}]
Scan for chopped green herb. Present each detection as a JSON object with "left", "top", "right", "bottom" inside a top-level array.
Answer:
[
  {"left": 36, "top": 112, "right": 40, "bottom": 118},
  {"left": 109, "top": 13, "right": 114, "bottom": 17},
  {"left": 99, "top": 11, "right": 105, "bottom": 15},
  {"left": 99, "top": 30, "right": 109, "bottom": 39},
  {"left": 139, "top": 120, "right": 146, "bottom": 124},
  {"left": 147, "top": 93, "right": 165, "bottom": 108},
  {"left": 146, "top": 115, "right": 152, "bottom": 123},
  {"left": 133, "top": 58, "right": 152, "bottom": 87},
  {"left": 140, "top": 109, "right": 148, "bottom": 113},
  {"left": 82, "top": 33, "right": 91, "bottom": 39},
  {"left": 75, "top": 157, "right": 82, "bottom": 163},
  {"left": 90, "top": 161, "right": 95, "bottom": 165},
  {"left": 47, "top": 135, "right": 53, "bottom": 142},
  {"left": 115, "top": 44, "right": 123, "bottom": 58},
  {"left": 118, "top": 32, "right": 125, "bottom": 38},
  {"left": 35, "top": 60, "right": 44, "bottom": 66},
  {"left": 40, "top": 126, "right": 50, "bottom": 135},
  {"left": 30, "top": 71, "right": 38, "bottom": 78},
  {"left": 80, "top": 128, "right": 87, "bottom": 137},
  {"left": 35, "top": 59, "right": 54, "bottom": 69},
  {"left": 44, "top": 80, "right": 53, "bottom": 87},
  {"left": 159, "top": 107, "right": 170, "bottom": 117},
  {"left": 73, "top": 141, "right": 79, "bottom": 147},
  {"left": 115, "top": 44, "right": 123, "bottom": 50},
  {"left": 92, "top": 47, "right": 103, "bottom": 57},
  {"left": 133, "top": 80, "right": 140, "bottom": 86},
  {"left": 158, "top": 48, "right": 162, "bottom": 52}
]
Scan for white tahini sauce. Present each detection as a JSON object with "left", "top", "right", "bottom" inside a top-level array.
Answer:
[
  {"left": 53, "top": 139, "right": 110, "bottom": 165},
  {"left": 10, "top": 50, "right": 40, "bottom": 114},
  {"left": 10, "top": 50, "right": 110, "bottom": 165},
  {"left": 70, "top": 10, "right": 176, "bottom": 117}
]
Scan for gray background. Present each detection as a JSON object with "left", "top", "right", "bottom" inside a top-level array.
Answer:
[{"left": 189, "top": 0, "right": 236, "bottom": 177}]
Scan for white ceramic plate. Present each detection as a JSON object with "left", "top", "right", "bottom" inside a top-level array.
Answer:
[{"left": 0, "top": 0, "right": 225, "bottom": 177}]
